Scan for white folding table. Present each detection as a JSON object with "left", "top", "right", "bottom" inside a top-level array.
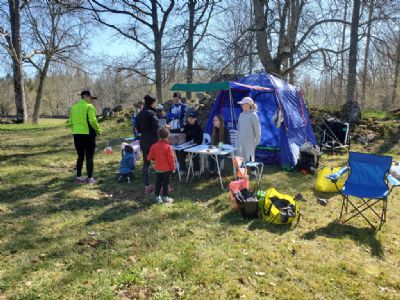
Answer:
[
  {"left": 171, "top": 142, "right": 196, "bottom": 181},
  {"left": 184, "top": 144, "right": 236, "bottom": 190}
]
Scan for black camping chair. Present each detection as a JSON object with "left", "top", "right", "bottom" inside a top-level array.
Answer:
[{"left": 319, "top": 118, "right": 350, "bottom": 152}]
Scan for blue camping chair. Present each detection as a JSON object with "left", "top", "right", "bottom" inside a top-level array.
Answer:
[{"left": 327, "top": 152, "right": 400, "bottom": 230}]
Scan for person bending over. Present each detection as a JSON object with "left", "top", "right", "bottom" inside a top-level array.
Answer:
[{"left": 178, "top": 111, "right": 203, "bottom": 176}]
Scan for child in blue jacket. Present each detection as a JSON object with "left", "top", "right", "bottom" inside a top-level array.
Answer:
[{"left": 117, "top": 144, "right": 135, "bottom": 183}]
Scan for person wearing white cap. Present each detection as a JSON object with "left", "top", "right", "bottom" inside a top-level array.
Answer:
[{"left": 236, "top": 96, "right": 261, "bottom": 162}]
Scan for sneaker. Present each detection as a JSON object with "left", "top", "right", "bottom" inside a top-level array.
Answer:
[
  {"left": 75, "top": 177, "right": 86, "bottom": 184},
  {"left": 86, "top": 178, "right": 96, "bottom": 184},
  {"left": 179, "top": 171, "right": 186, "bottom": 177},
  {"left": 154, "top": 196, "right": 162, "bottom": 204},
  {"left": 194, "top": 171, "right": 200, "bottom": 177},
  {"left": 162, "top": 196, "right": 174, "bottom": 203},
  {"left": 144, "top": 185, "right": 154, "bottom": 194}
]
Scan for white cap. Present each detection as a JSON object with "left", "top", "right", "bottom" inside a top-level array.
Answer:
[{"left": 238, "top": 97, "right": 254, "bottom": 105}]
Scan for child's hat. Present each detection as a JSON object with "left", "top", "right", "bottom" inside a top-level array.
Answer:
[{"left": 238, "top": 97, "right": 254, "bottom": 105}]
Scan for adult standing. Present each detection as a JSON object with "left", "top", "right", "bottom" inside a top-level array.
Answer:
[
  {"left": 167, "top": 92, "right": 187, "bottom": 132},
  {"left": 68, "top": 90, "right": 101, "bottom": 184},
  {"left": 132, "top": 100, "right": 144, "bottom": 137},
  {"left": 237, "top": 97, "right": 261, "bottom": 162},
  {"left": 136, "top": 95, "right": 159, "bottom": 193}
]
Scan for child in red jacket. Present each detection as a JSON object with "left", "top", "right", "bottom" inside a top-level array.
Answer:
[{"left": 147, "top": 127, "right": 176, "bottom": 203}]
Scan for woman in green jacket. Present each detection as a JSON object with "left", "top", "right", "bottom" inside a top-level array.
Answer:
[{"left": 68, "top": 90, "right": 101, "bottom": 184}]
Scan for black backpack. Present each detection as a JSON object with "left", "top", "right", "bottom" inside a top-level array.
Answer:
[{"left": 233, "top": 188, "right": 259, "bottom": 219}]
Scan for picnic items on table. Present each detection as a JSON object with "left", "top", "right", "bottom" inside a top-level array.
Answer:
[
  {"left": 315, "top": 166, "right": 347, "bottom": 192},
  {"left": 184, "top": 144, "right": 236, "bottom": 190},
  {"left": 168, "top": 133, "right": 186, "bottom": 145},
  {"left": 171, "top": 141, "right": 196, "bottom": 181},
  {"left": 327, "top": 152, "right": 400, "bottom": 230}
]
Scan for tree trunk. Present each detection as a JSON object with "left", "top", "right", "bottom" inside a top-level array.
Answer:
[
  {"left": 343, "top": 0, "right": 361, "bottom": 123},
  {"left": 248, "top": 0, "right": 254, "bottom": 74},
  {"left": 252, "top": 0, "right": 279, "bottom": 75},
  {"left": 339, "top": 0, "right": 348, "bottom": 103},
  {"left": 391, "top": 32, "right": 400, "bottom": 106},
  {"left": 9, "top": 0, "right": 28, "bottom": 122},
  {"left": 186, "top": 0, "right": 195, "bottom": 99},
  {"left": 154, "top": 37, "right": 163, "bottom": 101},
  {"left": 32, "top": 57, "right": 50, "bottom": 124},
  {"left": 360, "top": 3, "right": 374, "bottom": 108}
]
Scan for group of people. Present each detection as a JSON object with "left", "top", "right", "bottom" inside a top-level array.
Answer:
[
  {"left": 133, "top": 92, "right": 261, "bottom": 203},
  {"left": 68, "top": 89, "right": 261, "bottom": 204}
]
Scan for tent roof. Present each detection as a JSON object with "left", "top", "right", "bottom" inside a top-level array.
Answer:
[{"left": 171, "top": 81, "right": 273, "bottom": 92}]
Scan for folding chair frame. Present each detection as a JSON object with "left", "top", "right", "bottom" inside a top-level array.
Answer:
[
  {"left": 339, "top": 194, "right": 388, "bottom": 230},
  {"left": 329, "top": 157, "right": 398, "bottom": 230}
]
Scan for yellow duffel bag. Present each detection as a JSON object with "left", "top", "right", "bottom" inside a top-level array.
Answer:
[
  {"left": 259, "top": 188, "right": 299, "bottom": 225},
  {"left": 315, "top": 166, "right": 347, "bottom": 192}
]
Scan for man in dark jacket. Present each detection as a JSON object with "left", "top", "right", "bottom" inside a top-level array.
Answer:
[
  {"left": 136, "top": 95, "right": 159, "bottom": 193},
  {"left": 178, "top": 111, "right": 203, "bottom": 175}
]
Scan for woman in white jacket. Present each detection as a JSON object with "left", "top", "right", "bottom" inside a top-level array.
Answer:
[{"left": 237, "top": 97, "right": 261, "bottom": 162}]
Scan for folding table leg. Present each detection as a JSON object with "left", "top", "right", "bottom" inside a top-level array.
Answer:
[
  {"left": 186, "top": 153, "right": 193, "bottom": 182},
  {"left": 174, "top": 150, "right": 181, "bottom": 181},
  {"left": 231, "top": 152, "right": 236, "bottom": 179},
  {"left": 215, "top": 155, "right": 224, "bottom": 190}
]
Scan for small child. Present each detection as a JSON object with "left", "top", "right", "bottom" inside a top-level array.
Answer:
[
  {"left": 117, "top": 144, "right": 135, "bottom": 183},
  {"left": 147, "top": 127, "right": 176, "bottom": 203}
]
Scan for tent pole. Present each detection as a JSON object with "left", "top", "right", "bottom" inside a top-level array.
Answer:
[{"left": 229, "top": 88, "right": 236, "bottom": 129}]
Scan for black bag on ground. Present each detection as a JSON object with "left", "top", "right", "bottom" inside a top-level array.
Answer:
[{"left": 233, "top": 188, "right": 259, "bottom": 219}]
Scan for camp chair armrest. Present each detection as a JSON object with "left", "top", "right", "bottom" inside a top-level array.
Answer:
[
  {"left": 387, "top": 174, "right": 400, "bottom": 187},
  {"left": 326, "top": 166, "right": 349, "bottom": 183}
]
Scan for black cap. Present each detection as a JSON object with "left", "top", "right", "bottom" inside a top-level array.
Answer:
[
  {"left": 188, "top": 110, "right": 198, "bottom": 118},
  {"left": 144, "top": 95, "right": 156, "bottom": 106},
  {"left": 81, "top": 90, "right": 98, "bottom": 99}
]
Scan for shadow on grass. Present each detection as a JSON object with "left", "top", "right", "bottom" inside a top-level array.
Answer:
[
  {"left": 302, "top": 221, "right": 384, "bottom": 257},
  {"left": 376, "top": 126, "right": 400, "bottom": 154},
  {"left": 0, "top": 148, "right": 66, "bottom": 162},
  {"left": 219, "top": 209, "right": 295, "bottom": 234}
]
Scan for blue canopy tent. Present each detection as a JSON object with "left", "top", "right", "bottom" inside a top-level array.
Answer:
[{"left": 171, "top": 72, "right": 317, "bottom": 169}]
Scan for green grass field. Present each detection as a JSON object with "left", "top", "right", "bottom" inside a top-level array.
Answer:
[{"left": 0, "top": 119, "right": 399, "bottom": 299}]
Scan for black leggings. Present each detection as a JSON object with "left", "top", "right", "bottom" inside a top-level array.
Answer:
[
  {"left": 74, "top": 134, "right": 96, "bottom": 178},
  {"left": 155, "top": 172, "right": 171, "bottom": 197}
]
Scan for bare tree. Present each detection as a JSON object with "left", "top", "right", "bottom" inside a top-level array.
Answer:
[
  {"left": 181, "top": 0, "right": 215, "bottom": 98},
  {"left": 338, "top": 0, "right": 348, "bottom": 102},
  {"left": 343, "top": 0, "right": 361, "bottom": 122},
  {"left": 0, "top": 0, "right": 28, "bottom": 122},
  {"left": 83, "top": 0, "right": 175, "bottom": 101},
  {"left": 390, "top": 31, "right": 400, "bottom": 106},
  {"left": 25, "top": 0, "right": 89, "bottom": 123},
  {"left": 360, "top": 2, "right": 374, "bottom": 108},
  {"left": 252, "top": 0, "right": 351, "bottom": 79}
]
